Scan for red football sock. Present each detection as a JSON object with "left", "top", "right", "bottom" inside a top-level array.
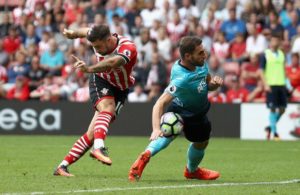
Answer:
[
  {"left": 93, "top": 111, "right": 114, "bottom": 149},
  {"left": 63, "top": 133, "right": 93, "bottom": 165}
]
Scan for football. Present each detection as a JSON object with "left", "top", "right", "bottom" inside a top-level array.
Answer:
[{"left": 160, "top": 112, "right": 184, "bottom": 137}]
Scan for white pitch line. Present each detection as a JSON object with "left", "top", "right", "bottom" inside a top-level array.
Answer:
[{"left": 2, "top": 179, "right": 300, "bottom": 195}]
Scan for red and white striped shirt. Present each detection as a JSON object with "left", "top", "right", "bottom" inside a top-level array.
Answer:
[{"left": 93, "top": 34, "right": 137, "bottom": 91}]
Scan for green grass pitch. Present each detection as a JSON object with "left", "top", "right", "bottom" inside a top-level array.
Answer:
[{"left": 1, "top": 136, "right": 300, "bottom": 194}]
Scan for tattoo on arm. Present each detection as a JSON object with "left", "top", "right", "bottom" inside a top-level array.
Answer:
[{"left": 89, "top": 55, "right": 127, "bottom": 73}]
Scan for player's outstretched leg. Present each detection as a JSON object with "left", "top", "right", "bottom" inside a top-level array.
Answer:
[
  {"left": 90, "top": 111, "right": 114, "bottom": 165},
  {"left": 54, "top": 133, "right": 93, "bottom": 177},
  {"left": 184, "top": 143, "right": 220, "bottom": 180},
  {"left": 128, "top": 136, "right": 174, "bottom": 181}
]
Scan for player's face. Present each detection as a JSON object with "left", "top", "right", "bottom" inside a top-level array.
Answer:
[
  {"left": 90, "top": 38, "right": 110, "bottom": 55},
  {"left": 190, "top": 44, "right": 207, "bottom": 67},
  {"left": 270, "top": 37, "right": 280, "bottom": 49}
]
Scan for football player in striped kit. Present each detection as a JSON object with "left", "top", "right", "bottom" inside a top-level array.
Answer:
[{"left": 54, "top": 24, "right": 137, "bottom": 176}]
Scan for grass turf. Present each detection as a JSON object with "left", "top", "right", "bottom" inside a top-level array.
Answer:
[{"left": 0, "top": 136, "right": 300, "bottom": 194}]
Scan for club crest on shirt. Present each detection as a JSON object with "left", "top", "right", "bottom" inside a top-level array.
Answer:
[
  {"left": 101, "top": 88, "right": 109, "bottom": 95},
  {"left": 123, "top": 49, "right": 131, "bottom": 57},
  {"left": 197, "top": 78, "right": 207, "bottom": 93},
  {"left": 168, "top": 85, "right": 177, "bottom": 93}
]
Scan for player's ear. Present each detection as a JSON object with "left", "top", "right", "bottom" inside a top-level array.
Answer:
[{"left": 184, "top": 53, "right": 191, "bottom": 60}]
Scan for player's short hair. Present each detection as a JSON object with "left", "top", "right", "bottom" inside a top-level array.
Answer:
[
  {"left": 270, "top": 32, "right": 281, "bottom": 39},
  {"left": 179, "top": 36, "right": 202, "bottom": 59},
  {"left": 87, "top": 25, "right": 111, "bottom": 42}
]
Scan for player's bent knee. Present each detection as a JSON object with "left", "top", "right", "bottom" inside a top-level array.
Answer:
[
  {"left": 193, "top": 140, "right": 209, "bottom": 150},
  {"left": 96, "top": 102, "right": 116, "bottom": 114}
]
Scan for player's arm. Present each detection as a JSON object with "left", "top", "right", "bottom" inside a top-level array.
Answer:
[
  {"left": 150, "top": 92, "right": 174, "bottom": 141},
  {"left": 207, "top": 74, "right": 223, "bottom": 91},
  {"left": 257, "top": 53, "right": 271, "bottom": 92},
  {"left": 72, "top": 55, "right": 126, "bottom": 73},
  {"left": 63, "top": 27, "right": 90, "bottom": 39}
]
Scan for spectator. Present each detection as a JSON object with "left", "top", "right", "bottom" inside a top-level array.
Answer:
[
  {"left": 167, "top": 11, "right": 188, "bottom": 44},
  {"left": 279, "top": 0, "right": 294, "bottom": 28},
  {"left": 106, "top": 0, "right": 125, "bottom": 25},
  {"left": 240, "top": 53, "right": 260, "bottom": 91},
  {"left": 208, "top": 55, "right": 224, "bottom": 79},
  {"left": 264, "top": 10, "right": 284, "bottom": 39},
  {"left": 0, "top": 13, "right": 12, "bottom": 38},
  {"left": 229, "top": 33, "right": 246, "bottom": 63},
  {"left": 178, "top": 0, "right": 200, "bottom": 23},
  {"left": 208, "top": 89, "right": 227, "bottom": 103},
  {"left": 246, "top": 23, "right": 268, "bottom": 56},
  {"left": 69, "top": 77, "right": 89, "bottom": 102},
  {"left": 6, "top": 75, "right": 30, "bottom": 101},
  {"left": 23, "top": 23, "right": 40, "bottom": 49},
  {"left": 40, "top": 38, "right": 64, "bottom": 76},
  {"left": 246, "top": 81, "right": 266, "bottom": 103},
  {"left": 51, "top": 9, "right": 65, "bottom": 33},
  {"left": 291, "top": 86, "right": 300, "bottom": 102},
  {"left": 140, "top": 0, "right": 163, "bottom": 28},
  {"left": 217, "top": 0, "right": 243, "bottom": 21},
  {"left": 226, "top": 75, "right": 249, "bottom": 103},
  {"left": 200, "top": 2, "right": 220, "bottom": 36},
  {"left": 3, "top": 26, "right": 22, "bottom": 54},
  {"left": 147, "top": 82, "right": 162, "bottom": 102},
  {"left": 6, "top": 51, "right": 30, "bottom": 87},
  {"left": 194, "top": 24, "right": 212, "bottom": 54},
  {"left": 128, "top": 83, "right": 148, "bottom": 102},
  {"left": 134, "top": 28, "right": 153, "bottom": 67},
  {"left": 291, "top": 25, "right": 300, "bottom": 53},
  {"left": 220, "top": 8, "right": 247, "bottom": 42},
  {"left": 84, "top": 0, "right": 106, "bottom": 24},
  {"left": 12, "top": 0, "right": 30, "bottom": 25},
  {"left": 64, "top": 0, "right": 84, "bottom": 26},
  {"left": 240, "top": 2, "right": 253, "bottom": 23},
  {"left": 150, "top": 19, "right": 161, "bottom": 40},
  {"left": 38, "top": 31, "right": 51, "bottom": 55},
  {"left": 211, "top": 31, "right": 230, "bottom": 62},
  {"left": 54, "top": 23, "right": 73, "bottom": 53},
  {"left": 157, "top": 27, "right": 172, "bottom": 62},
  {"left": 109, "top": 14, "right": 129, "bottom": 36},
  {"left": 30, "top": 73, "right": 60, "bottom": 101},
  {"left": 145, "top": 52, "right": 168, "bottom": 90},
  {"left": 68, "top": 14, "right": 84, "bottom": 32},
  {"left": 286, "top": 53, "right": 300, "bottom": 89},
  {"left": 0, "top": 40, "right": 9, "bottom": 67},
  {"left": 129, "top": 15, "right": 144, "bottom": 39},
  {"left": 26, "top": 55, "right": 46, "bottom": 91},
  {"left": 35, "top": 16, "right": 52, "bottom": 40},
  {"left": 284, "top": 10, "right": 300, "bottom": 42},
  {"left": 241, "top": 54, "right": 260, "bottom": 92},
  {"left": 124, "top": 1, "right": 140, "bottom": 36}
]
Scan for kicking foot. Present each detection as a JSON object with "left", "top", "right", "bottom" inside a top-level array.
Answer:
[
  {"left": 184, "top": 167, "right": 220, "bottom": 180},
  {"left": 128, "top": 150, "right": 151, "bottom": 182},
  {"left": 53, "top": 165, "right": 74, "bottom": 177},
  {"left": 90, "top": 147, "right": 112, "bottom": 166}
]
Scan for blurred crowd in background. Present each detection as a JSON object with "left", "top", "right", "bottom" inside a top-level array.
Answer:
[{"left": 0, "top": 0, "right": 300, "bottom": 103}]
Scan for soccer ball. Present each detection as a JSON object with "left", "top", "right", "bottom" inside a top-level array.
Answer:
[{"left": 160, "top": 112, "right": 184, "bottom": 137}]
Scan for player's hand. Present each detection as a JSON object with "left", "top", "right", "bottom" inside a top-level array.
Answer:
[
  {"left": 63, "top": 28, "right": 78, "bottom": 39},
  {"left": 210, "top": 76, "right": 223, "bottom": 87},
  {"left": 72, "top": 55, "right": 88, "bottom": 73},
  {"left": 264, "top": 84, "right": 271, "bottom": 92},
  {"left": 149, "top": 129, "right": 163, "bottom": 141}
]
